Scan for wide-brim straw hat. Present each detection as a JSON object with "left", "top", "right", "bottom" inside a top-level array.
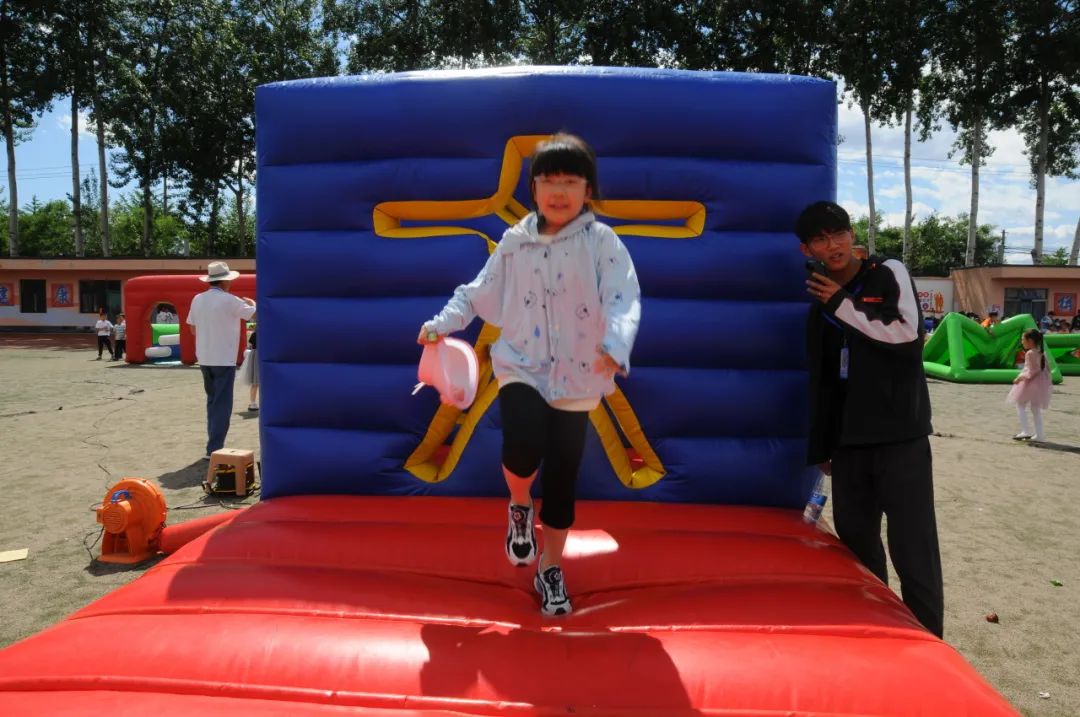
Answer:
[{"left": 200, "top": 260, "right": 241, "bottom": 283}]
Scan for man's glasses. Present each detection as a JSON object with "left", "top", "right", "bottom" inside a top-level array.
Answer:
[{"left": 808, "top": 229, "right": 852, "bottom": 249}]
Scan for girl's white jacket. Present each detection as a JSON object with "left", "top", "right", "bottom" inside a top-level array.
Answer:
[{"left": 426, "top": 211, "right": 641, "bottom": 407}]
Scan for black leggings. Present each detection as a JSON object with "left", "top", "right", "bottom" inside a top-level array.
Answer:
[
  {"left": 96, "top": 335, "right": 112, "bottom": 358},
  {"left": 499, "top": 383, "right": 589, "bottom": 530}
]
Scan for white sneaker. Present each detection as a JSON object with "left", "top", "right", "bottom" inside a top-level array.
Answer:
[
  {"left": 1013, "top": 433, "right": 1033, "bottom": 441},
  {"left": 534, "top": 563, "right": 572, "bottom": 616},
  {"left": 248, "top": 403, "right": 259, "bottom": 412},
  {"left": 505, "top": 502, "right": 537, "bottom": 566}
]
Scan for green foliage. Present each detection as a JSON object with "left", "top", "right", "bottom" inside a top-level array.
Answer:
[
  {"left": 1, "top": 0, "right": 1077, "bottom": 262},
  {"left": 924, "top": 0, "right": 1014, "bottom": 166},
  {"left": 853, "top": 213, "right": 999, "bottom": 275},
  {"left": 1, "top": 0, "right": 64, "bottom": 255},
  {"left": 517, "top": 1, "right": 588, "bottom": 64},
  {"left": 1042, "top": 247, "right": 1070, "bottom": 266},
  {"left": 688, "top": 1, "right": 831, "bottom": 74},
  {"left": 17, "top": 198, "right": 74, "bottom": 257},
  {"left": 1007, "top": 0, "right": 1080, "bottom": 182},
  {"left": 582, "top": 1, "right": 696, "bottom": 68},
  {"left": 829, "top": 0, "right": 894, "bottom": 117}
]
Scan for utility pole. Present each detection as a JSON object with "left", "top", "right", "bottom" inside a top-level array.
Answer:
[{"left": 998, "top": 229, "right": 1006, "bottom": 264}]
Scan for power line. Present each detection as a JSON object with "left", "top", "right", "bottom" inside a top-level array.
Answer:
[
  {"left": 837, "top": 157, "right": 1033, "bottom": 179},
  {"left": 839, "top": 150, "right": 1034, "bottom": 170}
]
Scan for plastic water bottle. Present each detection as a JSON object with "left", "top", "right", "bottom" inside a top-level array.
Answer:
[{"left": 803, "top": 473, "right": 828, "bottom": 524}]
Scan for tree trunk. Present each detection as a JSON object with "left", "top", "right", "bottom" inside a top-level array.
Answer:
[
  {"left": 70, "top": 93, "right": 84, "bottom": 256},
  {"left": 142, "top": 180, "right": 153, "bottom": 257},
  {"left": 235, "top": 186, "right": 245, "bottom": 256},
  {"left": 1069, "top": 215, "right": 1079, "bottom": 266},
  {"left": 162, "top": 175, "right": 168, "bottom": 215},
  {"left": 96, "top": 111, "right": 110, "bottom": 256},
  {"left": 235, "top": 161, "right": 245, "bottom": 255},
  {"left": 862, "top": 102, "right": 876, "bottom": 254},
  {"left": 143, "top": 101, "right": 157, "bottom": 255},
  {"left": 1032, "top": 80, "right": 1048, "bottom": 265},
  {"left": 903, "top": 104, "right": 913, "bottom": 266},
  {"left": 208, "top": 186, "right": 220, "bottom": 256},
  {"left": 4, "top": 121, "right": 16, "bottom": 257},
  {"left": 966, "top": 117, "right": 981, "bottom": 267},
  {"left": 1, "top": 4, "right": 16, "bottom": 256}
]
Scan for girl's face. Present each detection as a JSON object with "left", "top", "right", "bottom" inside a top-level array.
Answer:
[
  {"left": 1022, "top": 336, "right": 1035, "bottom": 350},
  {"left": 533, "top": 173, "right": 591, "bottom": 232}
]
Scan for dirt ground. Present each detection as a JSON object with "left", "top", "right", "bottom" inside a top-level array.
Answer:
[{"left": 1, "top": 333, "right": 1077, "bottom": 716}]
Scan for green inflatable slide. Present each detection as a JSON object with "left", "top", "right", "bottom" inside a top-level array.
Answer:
[
  {"left": 1045, "top": 333, "right": 1080, "bottom": 376},
  {"left": 923, "top": 313, "right": 1063, "bottom": 384}
]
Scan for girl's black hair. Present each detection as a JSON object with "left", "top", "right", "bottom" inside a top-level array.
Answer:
[
  {"left": 528, "top": 133, "right": 600, "bottom": 203},
  {"left": 1023, "top": 328, "right": 1046, "bottom": 371}
]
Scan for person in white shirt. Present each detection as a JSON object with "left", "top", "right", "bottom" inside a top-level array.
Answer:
[
  {"left": 94, "top": 309, "right": 114, "bottom": 360},
  {"left": 186, "top": 261, "right": 256, "bottom": 458}
]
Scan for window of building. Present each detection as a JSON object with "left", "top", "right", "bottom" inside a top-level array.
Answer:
[
  {"left": 19, "top": 279, "right": 46, "bottom": 313},
  {"left": 79, "top": 280, "right": 121, "bottom": 314},
  {"left": 1003, "top": 287, "right": 1048, "bottom": 320}
]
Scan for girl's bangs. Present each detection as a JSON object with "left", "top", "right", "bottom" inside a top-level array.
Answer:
[{"left": 530, "top": 145, "right": 593, "bottom": 180}]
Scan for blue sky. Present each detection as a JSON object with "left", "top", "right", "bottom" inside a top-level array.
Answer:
[{"left": 4, "top": 95, "right": 1079, "bottom": 265}]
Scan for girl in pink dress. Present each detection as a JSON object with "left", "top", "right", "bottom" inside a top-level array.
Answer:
[{"left": 1007, "top": 328, "right": 1052, "bottom": 441}]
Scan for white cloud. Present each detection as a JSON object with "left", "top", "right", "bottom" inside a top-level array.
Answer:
[
  {"left": 882, "top": 202, "right": 936, "bottom": 226},
  {"left": 841, "top": 199, "right": 870, "bottom": 218},
  {"left": 879, "top": 183, "right": 906, "bottom": 200},
  {"left": 57, "top": 111, "right": 94, "bottom": 138},
  {"left": 984, "top": 128, "right": 1030, "bottom": 172}
]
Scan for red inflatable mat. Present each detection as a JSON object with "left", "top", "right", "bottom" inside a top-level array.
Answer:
[{"left": 0, "top": 496, "right": 1016, "bottom": 716}]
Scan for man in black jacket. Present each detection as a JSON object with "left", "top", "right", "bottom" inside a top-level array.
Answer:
[{"left": 797, "top": 201, "right": 943, "bottom": 638}]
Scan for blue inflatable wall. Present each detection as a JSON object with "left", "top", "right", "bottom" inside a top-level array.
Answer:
[{"left": 256, "top": 66, "right": 836, "bottom": 507}]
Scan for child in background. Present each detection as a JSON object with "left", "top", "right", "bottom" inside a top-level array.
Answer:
[
  {"left": 244, "top": 329, "right": 259, "bottom": 411},
  {"left": 418, "top": 133, "right": 641, "bottom": 616},
  {"left": 1007, "top": 328, "right": 1052, "bottom": 442},
  {"left": 112, "top": 313, "right": 127, "bottom": 360},
  {"left": 94, "top": 309, "right": 114, "bottom": 360}
]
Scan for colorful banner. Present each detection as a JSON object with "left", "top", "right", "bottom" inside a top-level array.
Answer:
[
  {"left": 913, "top": 277, "right": 954, "bottom": 315},
  {"left": 0, "top": 283, "right": 13, "bottom": 306},
  {"left": 50, "top": 283, "right": 74, "bottom": 308},
  {"left": 1054, "top": 292, "right": 1076, "bottom": 316}
]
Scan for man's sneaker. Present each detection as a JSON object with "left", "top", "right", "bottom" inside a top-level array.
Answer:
[
  {"left": 505, "top": 502, "right": 537, "bottom": 566},
  {"left": 534, "top": 564, "right": 572, "bottom": 616}
]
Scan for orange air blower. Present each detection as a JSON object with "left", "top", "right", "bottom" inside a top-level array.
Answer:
[{"left": 95, "top": 479, "right": 168, "bottom": 564}]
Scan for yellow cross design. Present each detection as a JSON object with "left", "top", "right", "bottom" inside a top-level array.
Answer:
[{"left": 377, "top": 135, "right": 706, "bottom": 490}]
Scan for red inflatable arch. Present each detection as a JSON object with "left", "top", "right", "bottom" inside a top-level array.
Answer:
[{"left": 123, "top": 274, "right": 256, "bottom": 365}]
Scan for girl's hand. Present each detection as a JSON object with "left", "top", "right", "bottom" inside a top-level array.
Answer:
[
  {"left": 593, "top": 349, "right": 623, "bottom": 378},
  {"left": 417, "top": 326, "right": 441, "bottom": 345},
  {"left": 1012, "top": 376, "right": 1022, "bottom": 384}
]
